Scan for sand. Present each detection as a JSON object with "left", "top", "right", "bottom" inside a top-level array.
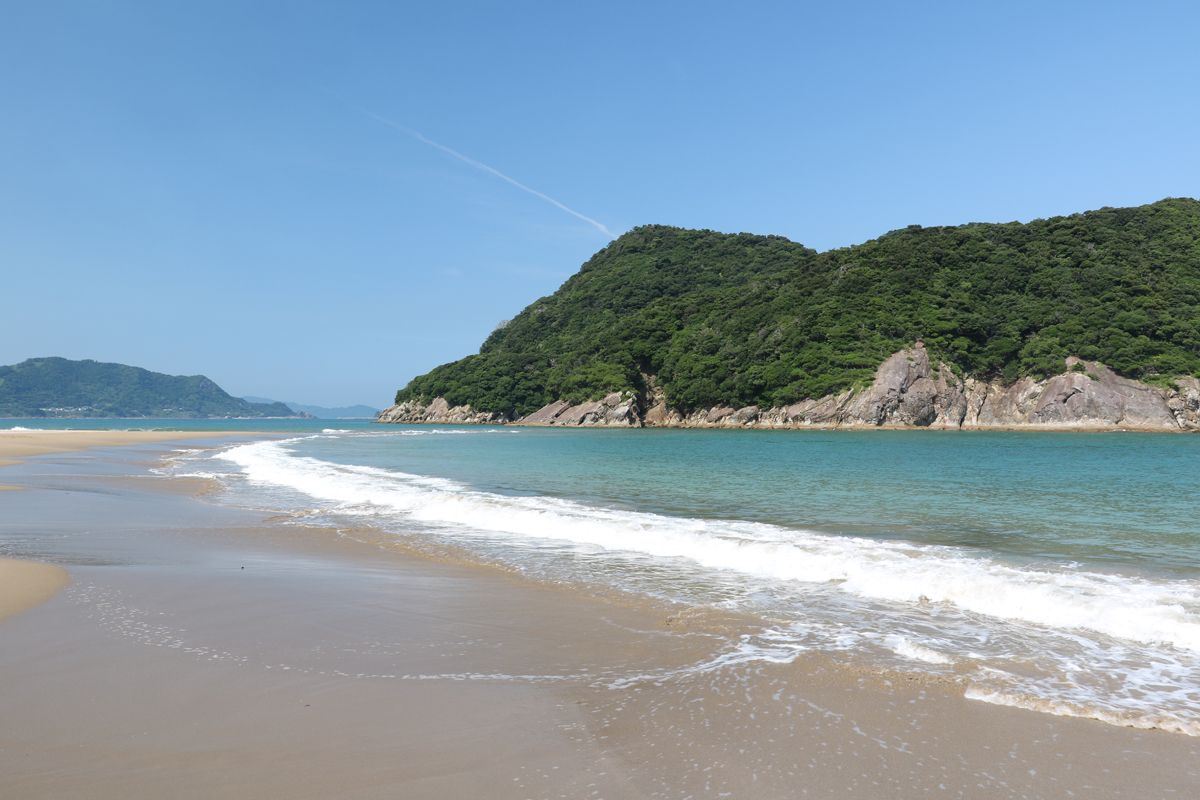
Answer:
[
  {"left": 0, "top": 558, "right": 69, "bottom": 620},
  {"left": 0, "top": 430, "right": 262, "bottom": 613},
  {"left": 1, "top": 431, "right": 1198, "bottom": 798},
  {"left": 0, "top": 428, "right": 247, "bottom": 467},
  {"left": 0, "top": 431, "right": 243, "bottom": 614}
]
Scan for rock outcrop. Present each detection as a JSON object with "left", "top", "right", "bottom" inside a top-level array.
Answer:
[
  {"left": 377, "top": 344, "right": 1200, "bottom": 431},
  {"left": 960, "top": 358, "right": 1192, "bottom": 430},
  {"left": 515, "top": 392, "right": 641, "bottom": 427},
  {"left": 375, "top": 397, "right": 507, "bottom": 425}
]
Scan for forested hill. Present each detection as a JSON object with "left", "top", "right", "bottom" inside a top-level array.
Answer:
[
  {"left": 0, "top": 357, "right": 298, "bottom": 418},
  {"left": 395, "top": 198, "right": 1200, "bottom": 417}
]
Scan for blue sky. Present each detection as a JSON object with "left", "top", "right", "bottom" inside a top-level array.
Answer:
[{"left": 2, "top": 1, "right": 1197, "bottom": 406}]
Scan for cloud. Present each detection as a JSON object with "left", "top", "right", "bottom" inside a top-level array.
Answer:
[{"left": 358, "top": 108, "right": 616, "bottom": 240}]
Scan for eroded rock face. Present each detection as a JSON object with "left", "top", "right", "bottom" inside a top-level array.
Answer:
[
  {"left": 376, "top": 345, "right": 1200, "bottom": 431},
  {"left": 748, "top": 343, "right": 968, "bottom": 429},
  {"left": 961, "top": 359, "right": 1192, "bottom": 429},
  {"left": 838, "top": 345, "right": 966, "bottom": 427},
  {"left": 1167, "top": 377, "right": 1200, "bottom": 429},
  {"left": 515, "top": 392, "right": 641, "bottom": 427},
  {"left": 375, "top": 399, "right": 507, "bottom": 425},
  {"left": 519, "top": 400, "right": 571, "bottom": 425}
]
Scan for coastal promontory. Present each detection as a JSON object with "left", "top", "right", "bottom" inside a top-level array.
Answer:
[{"left": 382, "top": 198, "right": 1200, "bottom": 430}]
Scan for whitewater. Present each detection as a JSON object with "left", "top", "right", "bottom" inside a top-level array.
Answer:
[{"left": 188, "top": 428, "right": 1200, "bottom": 736}]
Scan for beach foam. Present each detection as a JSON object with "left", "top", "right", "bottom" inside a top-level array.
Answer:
[
  {"left": 886, "top": 635, "right": 955, "bottom": 665},
  {"left": 219, "top": 439, "right": 1200, "bottom": 655},
  {"left": 213, "top": 438, "right": 1200, "bottom": 735}
]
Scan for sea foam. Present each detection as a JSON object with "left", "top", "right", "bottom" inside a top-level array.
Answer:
[
  {"left": 211, "top": 437, "right": 1200, "bottom": 735},
  {"left": 219, "top": 439, "right": 1200, "bottom": 656}
]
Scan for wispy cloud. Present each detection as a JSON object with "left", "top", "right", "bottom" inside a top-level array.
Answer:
[{"left": 358, "top": 107, "right": 615, "bottom": 240}]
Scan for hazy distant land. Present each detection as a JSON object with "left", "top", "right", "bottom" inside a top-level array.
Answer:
[
  {"left": 0, "top": 357, "right": 302, "bottom": 419},
  {"left": 242, "top": 396, "right": 379, "bottom": 419}
]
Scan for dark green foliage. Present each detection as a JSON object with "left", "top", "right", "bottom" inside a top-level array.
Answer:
[
  {"left": 396, "top": 199, "right": 1200, "bottom": 416},
  {"left": 0, "top": 357, "right": 297, "bottom": 418}
]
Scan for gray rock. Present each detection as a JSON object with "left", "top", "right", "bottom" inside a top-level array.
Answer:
[
  {"left": 730, "top": 405, "right": 760, "bottom": 425},
  {"left": 704, "top": 407, "right": 736, "bottom": 425},
  {"left": 517, "top": 392, "right": 640, "bottom": 427},
  {"left": 519, "top": 400, "right": 572, "bottom": 425},
  {"left": 964, "top": 360, "right": 1179, "bottom": 429},
  {"left": 377, "top": 346, "right": 1197, "bottom": 432},
  {"left": 375, "top": 398, "right": 506, "bottom": 425}
]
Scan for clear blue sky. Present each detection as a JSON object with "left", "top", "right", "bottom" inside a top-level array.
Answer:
[{"left": 2, "top": 1, "right": 1197, "bottom": 406}]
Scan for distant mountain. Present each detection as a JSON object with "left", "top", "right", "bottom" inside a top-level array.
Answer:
[
  {"left": 243, "top": 397, "right": 379, "bottom": 419},
  {"left": 0, "top": 358, "right": 302, "bottom": 418}
]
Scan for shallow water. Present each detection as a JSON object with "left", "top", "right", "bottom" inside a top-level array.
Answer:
[{"left": 171, "top": 426, "right": 1200, "bottom": 735}]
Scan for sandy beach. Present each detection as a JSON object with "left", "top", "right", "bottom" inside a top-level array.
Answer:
[
  {"left": 0, "top": 558, "right": 68, "bottom": 620},
  {"left": 2, "top": 431, "right": 1198, "bottom": 798},
  {"left": 0, "top": 430, "right": 248, "bottom": 614},
  {"left": 0, "top": 428, "right": 245, "bottom": 467}
]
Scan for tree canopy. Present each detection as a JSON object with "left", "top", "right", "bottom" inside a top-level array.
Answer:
[{"left": 396, "top": 198, "right": 1200, "bottom": 417}]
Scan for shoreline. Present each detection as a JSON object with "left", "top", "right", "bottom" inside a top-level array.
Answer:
[
  {"left": 382, "top": 347, "right": 1200, "bottom": 432},
  {"left": 0, "top": 430, "right": 267, "bottom": 614},
  {"left": 1, "top": 432, "right": 1198, "bottom": 796},
  {"left": 0, "top": 429, "right": 263, "bottom": 469},
  {"left": 375, "top": 417, "right": 1197, "bottom": 433}
]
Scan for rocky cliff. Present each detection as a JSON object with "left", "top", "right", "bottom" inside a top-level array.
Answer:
[{"left": 377, "top": 344, "right": 1200, "bottom": 431}]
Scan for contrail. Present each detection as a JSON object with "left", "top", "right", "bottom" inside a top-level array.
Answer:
[{"left": 358, "top": 108, "right": 616, "bottom": 240}]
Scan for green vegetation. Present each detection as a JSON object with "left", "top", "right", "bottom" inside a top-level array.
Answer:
[
  {"left": 396, "top": 198, "right": 1200, "bottom": 417},
  {"left": 0, "top": 357, "right": 297, "bottom": 418}
]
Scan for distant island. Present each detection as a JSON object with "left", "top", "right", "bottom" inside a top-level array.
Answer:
[
  {"left": 243, "top": 397, "right": 379, "bottom": 419},
  {"left": 381, "top": 198, "right": 1200, "bottom": 430},
  {"left": 0, "top": 358, "right": 305, "bottom": 419}
]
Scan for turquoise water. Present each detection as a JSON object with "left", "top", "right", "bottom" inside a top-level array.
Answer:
[
  {"left": 287, "top": 427, "right": 1200, "bottom": 575},
  {"left": 171, "top": 426, "right": 1200, "bottom": 734}
]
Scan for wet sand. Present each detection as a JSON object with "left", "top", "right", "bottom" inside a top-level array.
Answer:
[
  {"left": 0, "top": 429, "right": 250, "bottom": 468},
  {"left": 1, "top": 433, "right": 1198, "bottom": 798},
  {"left": 0, "top": 558, "right": 68, "bottom": 620},
  {"left": 0, "top": 431, "right": 249, "bottom": 615}
]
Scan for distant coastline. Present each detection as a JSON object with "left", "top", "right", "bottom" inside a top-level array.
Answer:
[{"left": 0, "top": 358, "right": 307, "bottom": 419}]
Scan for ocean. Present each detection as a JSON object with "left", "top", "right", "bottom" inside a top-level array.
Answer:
[{"left": 68, "top": 421, "right": 1200, "bottom": 736}]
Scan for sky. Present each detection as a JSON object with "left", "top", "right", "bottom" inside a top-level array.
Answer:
[{"left": 2, "top": 1, "right": 1198, "bottom": 407}]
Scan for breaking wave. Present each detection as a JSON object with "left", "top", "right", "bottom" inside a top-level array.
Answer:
[{"left": 211, "top": 437, "right": 1200, "bottom": 735}]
